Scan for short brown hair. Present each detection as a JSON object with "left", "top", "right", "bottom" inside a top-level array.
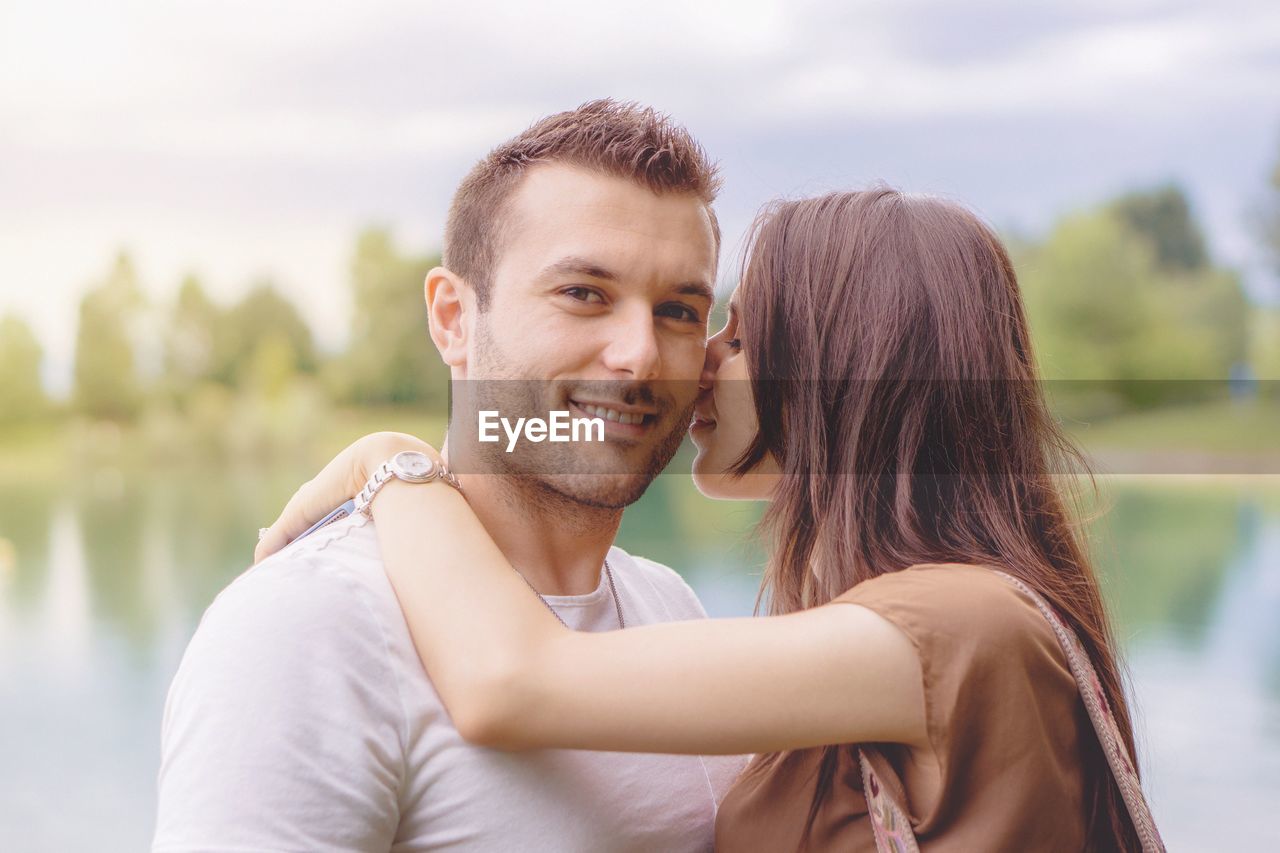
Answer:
[{"left": 443, "top": 98, "right": 721, "bottom": 309}]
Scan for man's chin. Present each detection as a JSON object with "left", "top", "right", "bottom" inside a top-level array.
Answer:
[{"left": 535, "top": 471, "right": 656, "bottom": 509}]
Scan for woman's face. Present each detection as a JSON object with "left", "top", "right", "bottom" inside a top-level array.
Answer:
[{"left": 690, "top": 289, "right": 782, "bottom": 500}]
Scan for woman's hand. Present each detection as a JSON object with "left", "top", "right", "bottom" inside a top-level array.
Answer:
[{"left": 253, "top": 431, "right": 435, "bottom": 564}]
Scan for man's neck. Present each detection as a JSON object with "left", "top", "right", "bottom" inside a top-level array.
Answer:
[{"left": 449, "top": 470, "right": 624, "bottom": 597}]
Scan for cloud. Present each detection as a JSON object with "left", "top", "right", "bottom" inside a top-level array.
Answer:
[
  {"left": 1, "top": 0, "right": 1277, "bottom": 388},
  {"left": 4, "top": 1, "right": 1276, "bottom": 159}
]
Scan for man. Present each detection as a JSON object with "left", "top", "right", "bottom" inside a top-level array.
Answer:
[{"left": 153, "top": 100, "right": 746, "bottom": 852}]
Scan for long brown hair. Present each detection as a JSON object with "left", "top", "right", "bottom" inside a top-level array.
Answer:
[{"left": 733, "top": 188, "right": 1140, "bottom": 851}]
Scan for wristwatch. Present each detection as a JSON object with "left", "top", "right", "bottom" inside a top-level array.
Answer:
[{"left": 354, "top": 450, "right": 461, "bottom": 518}]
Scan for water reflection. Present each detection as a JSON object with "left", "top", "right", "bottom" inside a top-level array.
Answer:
[
  {"left": 1200, "top": 508, "right": 1280, "bottom": 691},
  {"left": 0, "top": 471, "right": 1276, "bottom": 850},
  {"left": 42, "top": 505, "right": 92, "bottom": 672}
]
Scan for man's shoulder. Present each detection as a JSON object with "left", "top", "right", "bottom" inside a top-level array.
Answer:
[
  {"left": 198, "top": 514, "right": 401, "bottom": 650},
  {"left": 157, "top": 519, "right": 407, "bottom": 851},
  {"left": 167, "top": 514, "right": 412, "bottom": 743},
  {"left": 221, "top": 513, "right": 386, "bottom": 599},
  {"left": 606, "top": 546, "right": 708, "bottom": 621}
]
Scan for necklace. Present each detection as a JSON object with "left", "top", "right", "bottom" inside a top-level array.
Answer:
[{"left": 515, "top": 559, "right": 626, "bottom": 630}]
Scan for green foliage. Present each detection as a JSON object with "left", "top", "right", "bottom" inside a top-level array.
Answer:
[
  {"left": 216, "top": 281, "right": 317, "bottom": 385},
  {"left": 1109, "top": 184, "right": 1209, "bottom": 272},
  {"left": 73, "top": 253, "right": 145, "bottom": 420},
  {"left": 161, "top": 276, "right": 317, "bottom": 408},
  {"left": 164, "top": 275, "right": 220, "bottom": 386},
  {"left": 1063, "top": 398, "right": 1280, "bottom": 453},
  {"left": 1018, "top": 196, "right": 1249, "bottom": 413},
  {"left": 337, "top": 228, "right": 449, "bottom": 409},
  {"left": 1251, "top": 307, "right": 1280, "bottom": 387},
  {"left": 0, "top": 313, "right": 47, "bottom": 423},
  {"left": 1263, "top": 146, "right": 1280, "bottom": 277},
  {"left": 1253, "top": 139, "right": 1280, "bottom": 392}
]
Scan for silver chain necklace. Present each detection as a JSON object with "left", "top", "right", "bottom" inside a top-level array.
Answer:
[{"left": 515, "top": 559, "right": 626, "bottom": 630}]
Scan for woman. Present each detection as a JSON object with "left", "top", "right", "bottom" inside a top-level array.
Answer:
[{"left": 257, "top": 189, "right": 1162, "bottom": 851}]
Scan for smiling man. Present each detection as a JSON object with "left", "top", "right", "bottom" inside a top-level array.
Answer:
[{"left": 153, "top": 100, "right": 746, "bottom": 852}]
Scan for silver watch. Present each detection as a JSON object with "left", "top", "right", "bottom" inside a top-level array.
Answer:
[{"left": 354, "top": 450, "right": 461, "bottom": 518}]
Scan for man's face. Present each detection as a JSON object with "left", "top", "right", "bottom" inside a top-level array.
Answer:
[{"left": 457, "top": 163, "right": 716, "bottom": 508}]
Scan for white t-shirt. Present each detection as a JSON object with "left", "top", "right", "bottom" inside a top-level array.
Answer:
[{"left": 153, "top": 512, "right": 746, "bottom": 852}]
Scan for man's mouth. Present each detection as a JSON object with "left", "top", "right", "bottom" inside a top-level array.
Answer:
[{"left": 567, "top": 398, "right": 659, "bottom": 436}]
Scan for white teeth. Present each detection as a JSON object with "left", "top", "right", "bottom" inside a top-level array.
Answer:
[{"left": 575, "top": 402, "right": 647, "bottom": 426}]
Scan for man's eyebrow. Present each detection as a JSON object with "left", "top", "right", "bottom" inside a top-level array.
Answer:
[
  {"left": 539, "top": 257, "right": 618, "bottom": 281},
  {"left": 672, "top": 281, "right": 715, "bottom": 303},
  {"left": 541, "top": 257, "right": 714, "bottom": 303}
]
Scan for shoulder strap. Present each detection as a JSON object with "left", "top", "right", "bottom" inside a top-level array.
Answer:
[
  {"left": 858, "top": 749, "right": 921, "bottom": 853},
  {"left": 857, "top": 570, "right": 1166, "bottom": 852}
]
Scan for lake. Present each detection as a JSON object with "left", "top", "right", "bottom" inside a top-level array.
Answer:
[{"left": 1, "top": 463, "right": 1277, "bottom": 850}]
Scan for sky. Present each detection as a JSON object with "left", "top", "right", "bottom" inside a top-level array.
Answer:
[{"left": 3, "top": 0, "right": 1280, "bottom": 394}]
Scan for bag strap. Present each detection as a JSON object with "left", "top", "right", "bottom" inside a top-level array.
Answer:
[{"left": 857, "top": 570, "right": 1166, "bottom": 853}]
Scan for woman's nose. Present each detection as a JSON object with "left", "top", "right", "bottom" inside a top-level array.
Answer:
[{"left": 699, "top": 330, "right": 728, "bottom": 390}]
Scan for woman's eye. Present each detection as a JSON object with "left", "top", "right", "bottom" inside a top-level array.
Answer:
[
  {"left": 727, "top": 338, "right": 742, "bottom": 350},
  {"left": 563, "top": 287, "right": 605, "bottom": 304},
  {"left": 657, "top": 303, "right": 701, "bottom": 322}
]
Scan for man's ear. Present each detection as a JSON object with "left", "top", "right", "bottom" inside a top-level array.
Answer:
[{"left": 425, "top": 266, "right": 472, "bottom": 371}]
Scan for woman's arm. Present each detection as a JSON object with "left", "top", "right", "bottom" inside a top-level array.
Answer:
[{"left": 257, "top": 433, "right": 927, "bottom": 756}]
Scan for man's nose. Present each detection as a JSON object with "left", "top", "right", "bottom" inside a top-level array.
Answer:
[{"left": 601, "top": 306, "right": 662, "bottom": 380}]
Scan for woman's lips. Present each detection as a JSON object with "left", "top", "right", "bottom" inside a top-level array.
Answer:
[{"left": 689, "top": 414, "right": 716, "bottom": 432}]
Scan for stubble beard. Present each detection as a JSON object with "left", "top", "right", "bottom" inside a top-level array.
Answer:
[{"left": 461, "top": 321, "right": 694, "bottom": 513}]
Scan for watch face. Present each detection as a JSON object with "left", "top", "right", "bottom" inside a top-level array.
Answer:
[{"left": 392, "top": 450, "right": 436, "bottom": 482}]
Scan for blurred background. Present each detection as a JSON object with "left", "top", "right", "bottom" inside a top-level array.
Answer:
[{"left": 2, "top": 1, "right": 1279, "bottom": 849}]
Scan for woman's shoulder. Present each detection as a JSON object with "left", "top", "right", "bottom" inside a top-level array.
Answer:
[
  {"left": 835, "top": 563, "right": 1065, "bottom": 666},
  {"left": 837, "top": 561, "right": 1024, "bottom": 606},
  {"left": 835, "top": 563, "right": 1079, "bottom": 778},
  {"left": 838, "top": 562, "right": 1036, "bottom": 610}
]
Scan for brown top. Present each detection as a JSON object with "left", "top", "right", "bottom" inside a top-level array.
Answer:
[{"left": 715, "top": 564, "right": 1090, "bottom": 851}]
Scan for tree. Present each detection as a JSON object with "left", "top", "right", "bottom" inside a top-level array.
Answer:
[
  {"left": 73, "top": 252, "right": 145, "bottom": 420},
  {"left": 164, "top": 275, "right": 221, "bottom": 387},
  {"left": 215, "top": 281, "right": 316, "bottom": 387},
  {"left": 0, "top": 313, "right": 47, "bottom": 423},
  {"left": 1019, "top": 203, "right": 1248, "bottom": 412},
  {"left": 1252, "top": 307, "right": 1280, "bottom": 383},
  {"left": 340, "top": 228, "right": 449, "bottom": 409},
  {"left": 1257, "top": 141, "right": 1280, "bottom": 390},
  {"left": 1109, "top": 184, "right": 1209, "bottom": 273},
  {"left": 1262, "top": 141, "right": 1280, "bottom": 278}
]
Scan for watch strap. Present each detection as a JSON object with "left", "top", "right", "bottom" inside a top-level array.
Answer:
[{"left": 354, "top": 454, "right": 460, "bottom": 518}]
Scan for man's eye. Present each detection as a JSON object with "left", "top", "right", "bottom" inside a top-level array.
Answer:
[
  {"left": 563, "top": 287, "right": 605, "bottom": 304},
  {"left": 657, "top": 303, "right": 701, "bottom": 322}
]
